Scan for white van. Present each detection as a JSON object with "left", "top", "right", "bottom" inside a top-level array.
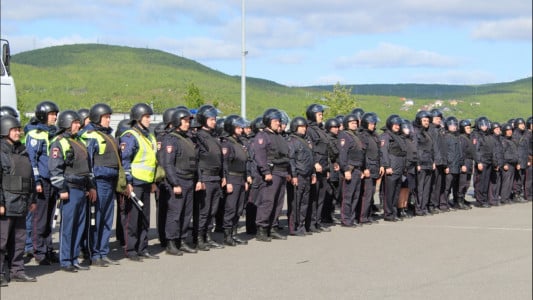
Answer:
[{"left": 1, "top": 39, "right": 18, "bottom": 112}]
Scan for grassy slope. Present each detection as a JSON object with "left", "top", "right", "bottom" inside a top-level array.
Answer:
[{"left": 11, "top": 44, "right": 532, "bottom": 122}]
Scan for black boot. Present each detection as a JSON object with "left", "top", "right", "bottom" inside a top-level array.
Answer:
[
  {"left": 224, "top": 228, "right": 237, "bottom": 246},
  {"left": 196, "top": 231, "right": 210, "bottom": 251},
  {"left": 232, "top": 225, "right": 248, "bottom": 245},
  {"left": 256, "top": 227, "right": 272, "bottom": 242},
  {"left": 205, "top": 232, "right": 224, "bottom": 249},
  {"left": 457, "top": 198, "right": 467, "bottom": 210},
  {"left": 166, "top": 240, "right": 183, "bottom": 256},
  {"left": 269, "top": 227, "right": 287, "bottom": 240},
  {"left": 179, "top": 239, "right": 198, "bottom": 254}
]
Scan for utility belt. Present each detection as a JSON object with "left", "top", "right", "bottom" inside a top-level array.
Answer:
[
  {"left": 65, "top": 174, "right": 92, "bottom": 187},
  {"left": 348, "top": 165, "right": 362, "bottom": 171},
  {"left": 202, "top": 169, "right": 220, "bottom": 176},
  {"left": 176, "top": 172, "right": 195, "bottom": 180},
  {"left": 228, "top": 171, "right": 245, "bottom": 177},
  {"left": 2, "top": 175, "right": 34, "bottom": 194}
]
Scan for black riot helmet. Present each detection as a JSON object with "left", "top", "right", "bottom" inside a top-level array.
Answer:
[
  {"left": 171, "top": 109, "right": 192, "bottom": 128},
  {"left": 305, "top": 104, "right": 325, "bottom": 122},
  {"left": 251, "top": 116, "right": 265, "bottom": 133},
  {"left": 129, "top": 103, "right": 153, "bottom": 124},
  {"left": 430, "top": 108, "right": 443, "bottom": 119},
  {"left": 515, "top": 117, "right": 526, "bottom": 126},
  {"left": 57, "top": 110, "right": 81, "bottom": 130},
  {"left": 507, "top": 118, "right": 515, "bottom": 128},
  {"left": 215, "top": 118, "right": 226, "bottom": 136},
  {"left": 224, "top": 115, "right": 247, "bottom": 136},
  {"left": 0, "top": 106, "right": 19, "bottom": 119},
  {"left": 162, "top": 107, "right": 178, "bottom": 126},
  {"left": 115, "top": 119, "right": 131, "bottom": 138},
  {"left": 324, "top": 118, "right": 341, "bottom": 131},
  {"left": 335, "top": 115, "right": 345, "bottom": 126},
  {"left": 490, "top": 122, "right": 501, "bottom": 133},
  {"left": 0, "top": 115, "right": 21, "bottom": 137},
  {"left": 343, "top": 114, "right": 358, "bottom": 129},
  {"left": 526, "top": 116, "right": 533, "bottom": 129},
  {"left": 475, "top": 116, "right": 490, "bottom": 130},
  {"left": 289, "top": 116, "right": 308, "bottom": 133},
  {"left": 35, "top": 100, "right": 59, "bottom": 123},
  {"left": 89, "top": 103, "right": 113, "bottom": 124},
  {"left": 360, "top": 112, "right": 378, "bottom": 130},
  {"left": 175, "top": 105, "right": 188, "bottom": 111},
  {"left": 153, "top": 122, "right": 166, "bottom": 138},
  {"left": 401, "top": 118, "right": 413, "bottom": 136},
  {"left": 445, "top": 116, "right": 459, "bottom": 131},
  {"left": 351, "top": 108, "right": 365, "bottom": 121},
  {"left": 502, "top": 123, "right": 513, "bottom": 132},
  {"left": 279, "top": 110, "right": 290, "bottom": 126},
  {"left": 262, "top": 108, "right": 282, "bottom": 127},
  {"left": 415, "top": 110, "right": 431, "bottom": 126},
  {"left": 386, "top": 114, "right": 402, "bottom": 131},
  {"left": 196, "top": 105, "right": 219, "bottom": 127},
  {"left": 78, "top": 108, "right": 90, "bottom": 123},
  {"left": 459, "top": 119, "right": 471, "bottom": 134}
]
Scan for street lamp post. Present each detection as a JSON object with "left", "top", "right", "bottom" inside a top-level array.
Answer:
[{"left": 241, "top": 0, "right": 247, "bottom": 119}]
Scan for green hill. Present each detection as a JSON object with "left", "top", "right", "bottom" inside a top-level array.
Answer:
[{"left": 11, "top": 44, "right": 532, "bottom": 122}]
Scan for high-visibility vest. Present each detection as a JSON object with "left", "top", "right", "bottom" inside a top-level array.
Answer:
[
  {"left": 122, "top": 128, "right": 157, "bottom": 183},
  {"left": 25, "top": 129, "right": 50, "bottom": 155}
]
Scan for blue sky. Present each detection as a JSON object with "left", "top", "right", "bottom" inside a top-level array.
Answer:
[{"left": 1, "top": 0, "right": 531, "bottom": 86}]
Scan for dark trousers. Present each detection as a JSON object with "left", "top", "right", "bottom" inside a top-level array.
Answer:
[
  {"left": 382, "top": 173, "right": 402, "bottom": 219},
  {"left": 340, "top": 169, "right": 362, "bottom": 226},
  {"left": 488, "top": 169, "right": 502, "bottom": 205},
  {"left": 500, "top": 168, "right": 515, "bottom": 202},
  {"left": 459, "top": 172, "right": 472, "bottom": 201},
  {"left": 256, "top": 174, "right": 286, "bottom": 228},
  {"left": 513, "top": 169, "right": 525, "bottom": 198},
  {"left": 156, "top": 182, "right": 169, "bottom": 244},
  {"left": 223, "top": 176, "right": 246, "bottom": 228},
  {"left": 197, "top": 181, "right": 222, "bottom": 232},
  {"left": 308, "top": 172, "right": 328, "bottom": 228},
  {"left": 289, "top": 175, "right": 310, "bottom": 234},
  {"left": 245, "top": 179, "right": 260, "bottom": 234},
  {"left": 121, "top": 183, "right": 151, "bottom": 257},
  {"left": 444, "top": 173, "right": 461, "bottom": 208},
  {"left": 430, "top": 166, "right": 446, "bottom": 209},
  {"left": 0, "top": 215, "right": 26, "bottom": 276},
  {"left": 359, "top": 177, "right": 376, "bottom": 223},
  {"left": 25, "top": 212, "right": 33, "bottom": 253},
  {"left": 474, "top": 164, "right": 492, "bottom": 204},
  {"left": 165, "top": 178, "right": 194, "bottom": 240},
  {"left": 526, "top": 165, "right": 532, "bottom": 200},
  {"left": 416, "top": 169, "right": 433, "bottom": 214},
  {"left": 59, "top": 187, "right": 87, "bottom": 267},
  {"left": 32, "top": 179, "right": 57, "bottom": 261},
  {"left": 90, "top": 178, "right": 116, "bottom": 260}
]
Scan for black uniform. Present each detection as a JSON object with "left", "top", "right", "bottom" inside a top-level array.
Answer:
[
  {"left": 252, "top": 128, "right": 290, "bottom": 235},
  {"left": 325, "top": 130, "right": 341, "bottom": 219},
  {"left": 221, "top": 136, "right": 248, "bottom": 232},
  {"left": 442, "top": 130, "right": 464, "bottom": 209},
  {"left": 287, "top": 132, "right": 315, "bottom": 235},
  {"left": 428, "top": 123, "right": 447, "bottom": 212},
  {"left": 379, "top": 129, "right": 407, "bottom": 220},
  {"left": 1, "top": 139, "right": 36, "bottom": 282},
  {"left": 413, "top": 125, "right": 434, "bottom": 215},
  {"left": 159, "top": 130, "right": 197, "bottom": 247},
  {"left": 513, "top": 128, "right": 531, "bottom": 200},
  {"left": 458, "top": 132, "right": 475, "bottom": 207},
  {"left": 473, "top": 129, "right": 493, "bottom": 206},
  {"left": 488, "top": 133, "right": 504, "bottom": 205},
  {"left": 500, "top": 134, "right": 518, "bottom": 203},
  {"left": 306, "top": 122, "right": 331, "bottom": 230},
  {"left": 338, "top": 129, "right": 365, "bottom": 226},
  {"left": 357, "top": 128, "right": 380, "bottom": 223}
]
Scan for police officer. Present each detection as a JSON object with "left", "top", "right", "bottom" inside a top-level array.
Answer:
[
  {"left": 399, "top": 119, "right": 417, "bottom": 218},
  {"left": 158, "top": 109, "right": 198, "bottom": 255},
  {"left": 49, "top": 110, "right": 97, "bottom": 272},
  {"left": 253, "top": 108, "right": 290, "bottom": 241},
  {"left": 194, "top": 105, "right": 225, "bottom": 250},
  {"left": 379, "top": 115, "right": 407, "bottom": 221},
  {"left": 245, "top": 117, "right": 264, "bottom": 235},
  {"left": 220, "top": 115, "right": 249, "bottom": 246},
  {"left": 525, "top": 117, "right": 533, "bottom": 201},
  {"left": 0, "top": 106, "right": 19, "bottom": 119},
  {"left": 457, "top": 120, "right": 475, "bottom": 209},
  {"left": 287, "top": 117, "right": 315, "bottom": 236},
  {"left": 442, "top": 117, "right": 466, "bottom": 210},
  {"left": 1, "top": 116, "right": 37, "bottom": 285},
  {"left": 500, "top": 123, "right": 519, "bottom": 204},
  {"left": 473, "top": 117, "right": 493, "bottom": 207},
  {"left": 24, "top": 100, "right": 60, "bottom": 265},
  {"left": 428, "top": 108, "right": 446, "bottom": 214},
  {"left": 338, "top": 114, "right": 366, "bottom": 227},
  {"left": 305, "top": 104, "right": 331, "bottom": 232},
  {"left": 488, "top": 122, "right": 504, "bottom": 206},
  {"left": 114, "top": 118, "right": 131, "bottom": 246},
  {"left": 512, "top": 118, "right": 531, "bottom": 201},
  {"left": 412, "top": 110, "right": 434, "bottom": 216},
  {"left": 80, "top": 103, "right": 121, "bottom": 266},
  {"left": 358, "top": 113, "right": 383, "bottom": 224},
  {"left": 119, "top": 103, "right": 159, "bottom": 261},
  {"left": 78, "top": 108, "right": 90, "bottom": 128},
  {"left": 323, "top": 118, "right": 341, "bottom": 224}
]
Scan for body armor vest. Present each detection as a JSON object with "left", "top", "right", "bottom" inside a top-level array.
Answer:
[{"left": 170, "top": 132, "right": 197, "bottom": 175}]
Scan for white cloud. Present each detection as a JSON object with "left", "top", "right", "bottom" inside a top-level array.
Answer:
[
  {"left": 153, "top": 37, "right": 241, "bottom": 61},
  {"left": 471, "top": 18, "right": 532, "bottom": 41},
  {"left": 336, "top": 43, "right": 460, "bottom": 68}
]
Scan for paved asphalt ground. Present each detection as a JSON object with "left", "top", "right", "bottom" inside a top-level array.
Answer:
[{"left": 1, "top": 198, "right": 531, "bottom": 300}]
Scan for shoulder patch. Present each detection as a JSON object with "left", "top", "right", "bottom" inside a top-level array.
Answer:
[
  {"left": 472, "top": 138, "right": 477, "bottom": 145},
  {"left": 51, "top": 147, "right": 60, "bottom": 159},
  {"left": 222, "top": 147, "right": 228, "bottom": 155},
  {"left": 120, "top": 143, "right": 127, "bottom": 151},
  {"left": 166, "top": 145, "right": 173, "bottom": 153},
  {"left": 258, "top": 138, "right": 264, "bottom": 145},
  {"left": 380, "top": 139, "right": 385, "bottom": 147},
  {"left": 157, "top": 141, "right": 162, "bottom": 151},
  {"left": 30, "top": 139, "right": 38, "bottom": 147},
  {"left": 340, "top": 139, "right": 345, "bottom": 147}
]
